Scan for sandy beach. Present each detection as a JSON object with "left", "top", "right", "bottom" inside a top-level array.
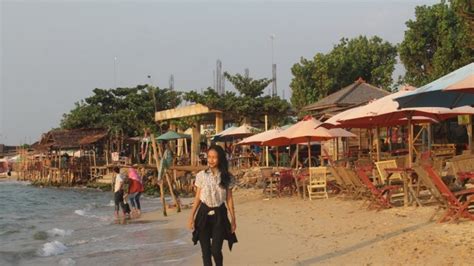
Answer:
[{"left": 138, "top": 188, "right": 473, "bottom": 266}]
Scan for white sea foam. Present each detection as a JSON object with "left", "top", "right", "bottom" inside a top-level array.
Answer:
[
  {"left": 74, "top": 209, "right": 86, "bottom": 216},
  {"left": 74, "top": 209, "right": 111, "bottom": 222},
  {"left": 59, "top": 257, "right": 76, "bottom": 266},
  {"left": 38, "top": 240, "right": 68, "bottom": 257},
  {"left": 47, "top": 228, "right": 73, "bottom": 237},
  {"left": 107, "top": 200, "right": 115, "bottom": 207}
]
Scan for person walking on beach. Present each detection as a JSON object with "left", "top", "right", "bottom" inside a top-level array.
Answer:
[
  {"left": 113, "top": 167, "right": 127, "bottom": 219},
  {"left": 188, "top": 145, "right": 237, "bottom": 266},
  {"left": 158, "top": 141, "right": 173, "bottom": 181},
  {"left": 128, "top": 166, "right": 144, "bottom": 218}
]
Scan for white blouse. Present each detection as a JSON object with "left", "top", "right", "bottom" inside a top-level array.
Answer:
[{"left": 195, "top": 169, "right": 234, "bottom": 208}]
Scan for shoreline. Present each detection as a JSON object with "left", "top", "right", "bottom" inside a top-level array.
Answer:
[{"left": 3, "top": 178, "right": 472, "bottom": 265}]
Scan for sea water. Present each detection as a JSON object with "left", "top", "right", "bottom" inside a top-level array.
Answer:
[{"left": 0, "top": 180, "right": 195, "bottom": 266}]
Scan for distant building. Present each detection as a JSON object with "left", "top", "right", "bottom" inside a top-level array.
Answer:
[{"left": 0, "top": 144, "right": 18, "bottom": 157}]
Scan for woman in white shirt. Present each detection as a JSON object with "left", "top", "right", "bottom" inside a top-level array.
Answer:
[{"left": 188, "top": 145, "right": 237, "bottom": 266}]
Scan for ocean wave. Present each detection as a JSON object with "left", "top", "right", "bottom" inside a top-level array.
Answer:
[
  {"left": 37, "top": 240, "right": 68, "bottom": 257},
  {"left": 0, "top": 180, "right": 31, "bottom": 185},
  {"left": 0, "top": 229, "right": 20, "bottom": 236},
  {"left": 74, "top": 209, "right": 111, "bottom": 222},
  {"left": 69, "top": 234, "right": 117, "bottom": 246},
  {"left": 59, "top": 257, "right": 76, "bottom": 266},
  {"left": 47, "top": 228, "right": 73, "bottom": 237}
]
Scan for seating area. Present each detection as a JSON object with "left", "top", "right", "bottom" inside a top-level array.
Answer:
[{"left": 255, "top": 149, "right": 474, "bottom": 223}]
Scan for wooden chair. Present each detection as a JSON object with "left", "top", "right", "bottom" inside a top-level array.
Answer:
[
  {"left": 307, "top": 167, "right": 329, "bottom": 200},
  {"left": 356, "top": 166, "right": 401, "bottom": 210},
  {"left": 423, "top": 166, "right": 474, "bottom": 223},
  {"left": 277, "top": 168, "right": 296, "bottom": 196},
  {"left": 261, "top": 167, "right": 278, "bottom": 197},
  {"left": 328, "top": 167, "right": 349, "bottom": 194},
  {"left": 340, "top": 167, "right": 370, "bottom": 200},
  {"left": 449, "top": 154, "right": 474, "bottom": 182},
  {"left": 293, "top": 167, "right": 309, "bottom": 199},
  {"left": 375, "top": 160, "right": 402, "bottom": 185}
]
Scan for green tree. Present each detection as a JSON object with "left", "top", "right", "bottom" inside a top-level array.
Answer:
[
  {"left": 399, "top": 2, "right": 473, "bottom": 87},
  {"left": 183, "top": 73, "right": 291, "bottom": 127},
  {"left": 290, "top": 36, "right": 397, "bottom": 112},
  {"left": 61, "top": 85, "right": 181, "bottom": 137}
]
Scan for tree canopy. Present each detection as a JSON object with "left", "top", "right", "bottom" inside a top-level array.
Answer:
[
  {"left": 290, "top": 36, "right": 397, "bottom": 113},
  {"left": 399, "top": 2, "right": 473, "bottom": 87},
  {"left": 60, "top": 85, "right": 181, "bottom": 137},
  {"left": 183, "top": 72, "right": 292, "bottom": 127}
]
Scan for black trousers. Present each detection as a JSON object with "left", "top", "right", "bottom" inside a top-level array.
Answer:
[
  {"left": 114, "top": 190, "right": 125, "bottom": 213},
  {"left": 198, "top": 213, "right": 225, "bottom": 266}
]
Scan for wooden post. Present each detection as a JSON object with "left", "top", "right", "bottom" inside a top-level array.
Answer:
[
  {"left": 265, "top": 115, "right": 269, "bottom": 167},
  {"left": 295, "top": 144, "right": 299, "bottom": 168},
  {"left": 150, "top": 133, "right": 168, "bottom": 217},
  {"left": 408, "top": 114, "right": 413, "bottom": 167},
  {"left": 215, "top": 112, "right": 224, "bottom": 148},
  {"left": 467, "top": 120, "right": 473, "bottom": 152},
  {"left": 406, "top": 113, "right": 413, "bottom": 208},
  {"left": 307, "top": 138, "right": 312, "bottom": 168},
  {"left": 375, "top": 127, "right": 381, "bottom": 162},
  {"left": 427, "top": 124, "right": 432, "bottom": 151},
  {"left": 191, "top": 123, "right": 201, "bottom": 166}
]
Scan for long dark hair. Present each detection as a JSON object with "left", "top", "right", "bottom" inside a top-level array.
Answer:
[{"left": 208, "top": 144, "right": 231, "bottom": 189}]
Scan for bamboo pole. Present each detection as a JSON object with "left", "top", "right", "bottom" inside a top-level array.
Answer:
[
  {"left": 265, "top": 115, "right": 269, "bottom": 167},
  {"left": 150, "top": 133, "right": 168, "bottom": 217},
  {"left": 375, "top": 127, "right": 381, "bottom": 162}
]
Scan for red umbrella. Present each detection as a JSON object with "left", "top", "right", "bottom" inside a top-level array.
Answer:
[{"left": 262, "top": 116, "right": 355, "bottom": 167}]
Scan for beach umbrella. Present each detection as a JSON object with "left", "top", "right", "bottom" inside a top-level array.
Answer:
[
  {"left": 218, "top": 124, "right": 262, "bottom": 139},
  {"left": 156, "top": 130, "right": 191, "bottom": 141},
  {"left": 211, "top": 126, "right": 238, "bottom": 142},
  {"left": 262, "top": 116, "right": 355, "bottom": 167},
  {"left": 443, "top": 73, "right": 474, "bottom": 94},
  {"left": 331, "top": 87, "right": 474, "bottom": 163},
  {"left": 334, "top": 87, "right": 474, "bottom": 127},
  {"left": 394, "top": 63, "right": 474, "bottom": 109},
  {"left": 237, "top": 128, "right": 284, "bottom": 146}
]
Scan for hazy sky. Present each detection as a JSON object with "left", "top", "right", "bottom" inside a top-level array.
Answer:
[{"left": 1, "top": 0, "right": 438, "bottom": 145}]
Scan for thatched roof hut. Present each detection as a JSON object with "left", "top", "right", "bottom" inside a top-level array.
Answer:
[
  {"left": 302, "top": 78, "right": 390, "bottom": 119},
  {"left": 37, "top": 128, "right": 109, "bottom": 150}
]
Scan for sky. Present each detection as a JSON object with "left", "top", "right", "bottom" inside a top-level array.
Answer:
[{"left": 1, "top": 0, "right": 439, "bottom": 145}]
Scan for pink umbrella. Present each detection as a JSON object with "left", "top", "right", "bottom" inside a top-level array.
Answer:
[
  {"left": 262, "top": 116, "right": 355, "bottom": 167},
  {"left": 443, "top": 74, "right": 474, "bottom": 94},
  {"left": 237, "top": 128, "right": 283, "bottom": 146}
]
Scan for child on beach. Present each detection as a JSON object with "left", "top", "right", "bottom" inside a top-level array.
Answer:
[
  {"left": 188, "top": 145, "right": 237, "bottom": 266},
  {"left": 128, "top": 167, "right": 144, "bottom": 218},
  {"left": 113, "top": 167, "right": 127, "bottom": 219}
]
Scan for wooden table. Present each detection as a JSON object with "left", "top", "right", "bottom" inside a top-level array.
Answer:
[{"left": 384, "top": 167, "right": 421, "bottom": 207}]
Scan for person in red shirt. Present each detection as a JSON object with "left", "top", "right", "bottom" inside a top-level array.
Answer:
[{"left": 128, "top": 167, "right": 144, "bottom": 218}]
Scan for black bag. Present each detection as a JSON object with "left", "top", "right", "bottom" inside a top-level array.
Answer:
[{"left": 123, "top": 202, "right": 131, "bottom": 214}]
